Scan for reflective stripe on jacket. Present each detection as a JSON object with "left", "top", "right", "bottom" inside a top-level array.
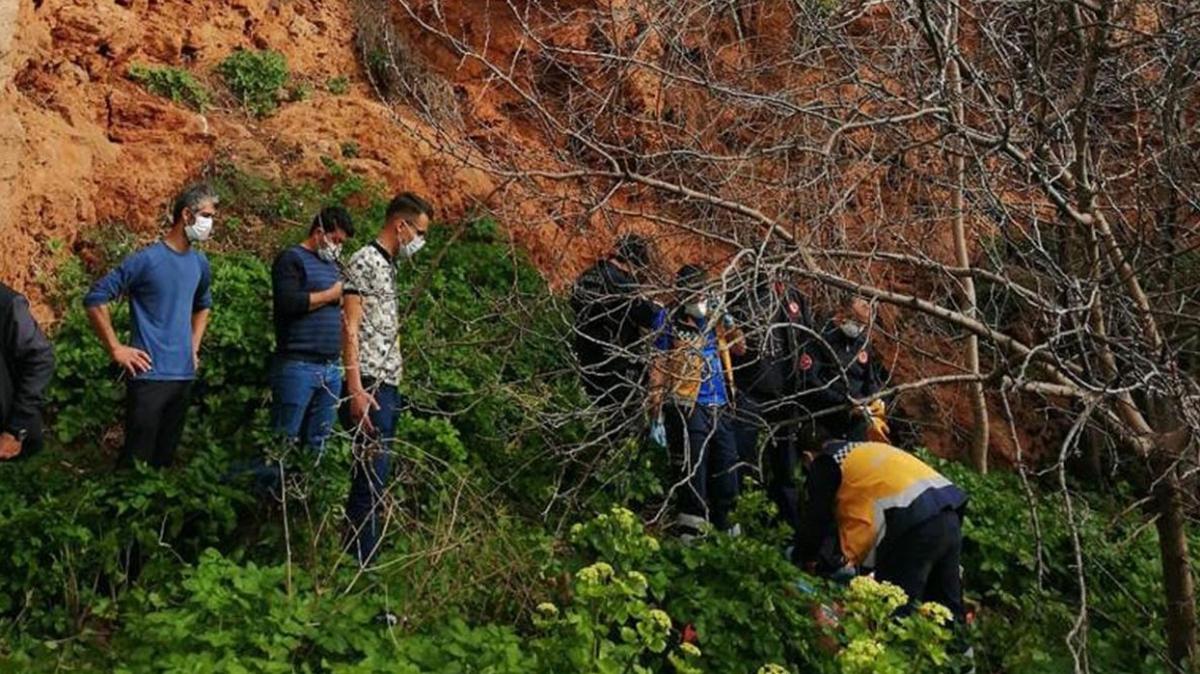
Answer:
[{"left": 830, "top": 442, "right": 967, "bottom": 567}]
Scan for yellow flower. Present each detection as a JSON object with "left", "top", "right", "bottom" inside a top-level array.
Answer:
[
  {"left": 627, "top": 570, "right": 649, "bottom": 592},
  {"left": 918, "top": 601, "right": 953, "bottom": 625},
  {"left": 839, "top": 638, "right": 886, "bottom": 670},
  {"left": 647, "top": 608, "right": 672, "bottom": 630},
  {"left": 612, "top": 507, "right": 637, "bottom": 527},
  {"left": 679, "top": 642, "right": 702, "bottom": 658},
  {"left": 848, "top": 575, "right": 908, "bottom": 609}
]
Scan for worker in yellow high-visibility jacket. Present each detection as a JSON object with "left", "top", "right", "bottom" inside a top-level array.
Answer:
[{"left": 797, "top": 440, "right": 968, "bottom": 621}]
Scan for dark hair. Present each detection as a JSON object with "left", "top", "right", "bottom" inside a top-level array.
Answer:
[
  {"left": 172, "top": 182, "right": 219, "bottom": 224},
  {"left": 675, "top": 264, "right": 708, "bottom": 296},
  {"left": 310, "top": 206, "right": 355, "bottom": 237},
  {"left": 614, "top": 233, "right": 651, "bottom": 269},
  {"left": 385, "top": 192, "right": 434, "bottom": 222}
]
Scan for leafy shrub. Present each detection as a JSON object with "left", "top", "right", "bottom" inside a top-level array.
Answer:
[
  {"left": 128, "top": 63, "right": 211, "bottom": 111},
  {"left": 834, "top": 576, "right": 957, "bottom": 674},
  {"left": 111, "top": 549, "right": 542, "bottom": 674},
  {"left": 327, "top": 75, "right": 351, "bottom": 95},
  {"left": 928, "top": 453, "right": 1198, "bottom": 673},
  {"left": 216, "top": 49, "right": 289, "bottom": 117},
  {"left": 533, "top": 562, "right": 700, "bottom": 674},
  {"left": 287, "top": 80, "right": 313, "bottom": 102}
]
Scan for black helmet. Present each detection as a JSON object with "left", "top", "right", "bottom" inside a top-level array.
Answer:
[{"left": 614, "top": 233, "right": 651, "bottom": 270}]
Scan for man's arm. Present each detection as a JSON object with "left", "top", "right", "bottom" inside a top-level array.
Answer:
[
  {"left": 644, "top": 309, "right": 671, "bottom": 418},
  {"left": 341, "top": 292, "right": 376, "bottom": 430},
  {"left": 800, "top": 341, "right": 852, "bottom": 410},
  {"left": 84, "top": 255, "right": 152, "bottom": 377},
  {"left": 191, "top": 309, "right": 210, "bottom": 368},
  {"left": 797, "top": 456, "right": 843, "bottom": 571},
  {"left": 0, "top": 297, "right": 55, "bottom": 458},
  {"left": 273, "top": 250, "right": 342, "bottom": 317},
  {"left": 190, "top": 256, "right": 215, "bottom": 369}
]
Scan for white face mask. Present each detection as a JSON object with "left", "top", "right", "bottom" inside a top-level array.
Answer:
[
  {"left": 318, "top": 242, "right": 342, "bottom": 263},
  {"left": 840, "top": 321, "right": 863, "bottom": 339},
  {"left": 185, "top": 214, "right": 214, "bottom": 243},
  {"left": 402, "top": 234, "right": 426, "bottom": 259},
  {"left": 684, "top": 299, "right": 709, "bottom": 319}
]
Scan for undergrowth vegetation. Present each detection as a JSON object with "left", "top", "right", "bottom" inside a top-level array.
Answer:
[
  {"left": 217, "top": 49, "right": 290, "bottom": 117},
  {"left": 1, "top": 165, "right": 1195, "bottom": 673},
  {"left": 128, "top": 64, "right": 211, "bottom": 112}
]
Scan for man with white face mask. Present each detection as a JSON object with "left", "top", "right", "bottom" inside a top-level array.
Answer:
[
  {"left": 269, "top": 206, "right": 355, "bottom": 455},
  {"left": 84, "top": 182, "right": 217, "bottom": 468},
  {"left": 647, "top": 265, "right": 746, "bottom": 540},
  {"left": 794, "top": 294, "right": 890, "bottom": 449},
  {"left": 339, "top": 191, "right": 433, "bottom": 566}
]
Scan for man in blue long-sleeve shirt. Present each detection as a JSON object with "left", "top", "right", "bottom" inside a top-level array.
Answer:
[
  {"left": 270, "top": 206, "right": 354, "bottom": 452},
  {"left": 84, "top": 182, "right": 217, "bottom": 468}
]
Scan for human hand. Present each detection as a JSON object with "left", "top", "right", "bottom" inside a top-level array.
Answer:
[
  {"left": 349, "top": 389, "right": 379, "bottom": 433},
  {"left": 111, "top": 344, "right": 153, "bottom": 377},
  {"left": 648, "top": 415, "right": 667, "bottom": 448},
  {"left": 828, "top": 564, "right": 857, "bottom": 583},
  {"left": 0, "top": 433, "right": 22, "bottom": 460}
]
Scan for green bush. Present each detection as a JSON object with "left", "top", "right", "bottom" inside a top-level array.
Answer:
[
  {"left": 128, "top": 63, "right": 211, "bottom": 111},
  {"left": 216, "top": 49, "right": 289, "bottom": 117},
  {"left": 929, "top": 453, "right": 1198, "bottom": 673},
  {"left": 327, "top": 75, "right": 351, "bottom": 95}
]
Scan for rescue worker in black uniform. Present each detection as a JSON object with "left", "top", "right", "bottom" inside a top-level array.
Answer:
[
  {"left": 795, "top": 295, "right": 890, "bottom": 447},
  {"left": 0, "top": 283, "right": 55, "bottom": 460},
  {"left": 570, "top": 234, "right": 661, "bottom": 415},
  {"left": 729, "top": 269, "right": 813, "bottom": 539}
]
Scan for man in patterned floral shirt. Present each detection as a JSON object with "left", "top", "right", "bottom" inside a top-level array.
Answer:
[{"left": 340, "top": 192, "right": 434, "bottom": 566}]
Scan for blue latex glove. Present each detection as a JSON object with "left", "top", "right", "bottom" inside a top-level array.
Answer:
[
  {"left": 648, "top": 415, "right": 667, "bottom": 448},
  {"left": 829, "top": 564, "right": 857, "bottom": 584},
  {"left": 794, "top": 578, "right": 817, "bottom": 595}
]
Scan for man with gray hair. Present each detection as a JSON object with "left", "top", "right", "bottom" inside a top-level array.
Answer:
[{"left": 84, "top": 182, "right": 218, "bottom": 468}]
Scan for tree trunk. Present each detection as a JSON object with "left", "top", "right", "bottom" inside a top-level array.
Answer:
[
  {"left": 1154, "top": 470, "right": 1197, "bottom": 671},
  {"left": 947, "top": 5, "right": 989, "bottom": 472}
]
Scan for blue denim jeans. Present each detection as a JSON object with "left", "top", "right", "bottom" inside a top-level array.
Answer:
[
  {"left": 271, "top": 358, "right": 343, "bottom": 452},
  {"left": 664, "top": 402, "right": 740, "bottom": 531},
  {"left": 339, "top": 379, "right": 402, "bottom": 566}
]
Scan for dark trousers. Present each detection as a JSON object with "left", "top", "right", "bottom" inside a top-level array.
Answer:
[
  {"left": 339, "top": 379, "right": 402, "bottom": 566},
  {"left": 733, "top": 394, "right": 801, "bottom": 536},
  {"left": 875, "top": 509, "right": 965, "bottom": 620},
  {"left": 665, "top": 402, "right": 739, "bottom": 531},
  {"left": 119, "top": 380, "right": 194, "bottom": 469}
]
